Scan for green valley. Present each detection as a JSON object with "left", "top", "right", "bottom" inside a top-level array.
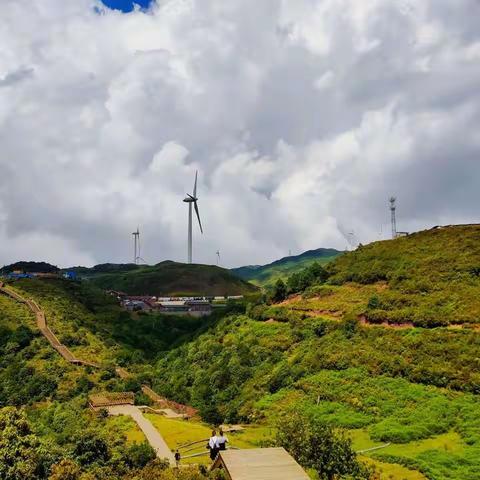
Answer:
[{"left": 1, "top": 225, "right": 480, "bottom": 479}]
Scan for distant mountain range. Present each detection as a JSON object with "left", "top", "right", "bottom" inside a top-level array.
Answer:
[
  {"left": 230, "top": 248, "right": 342, "bottom": 286},
  {"left": 1, "top": 248, "right": 342, "bottom": 294}
]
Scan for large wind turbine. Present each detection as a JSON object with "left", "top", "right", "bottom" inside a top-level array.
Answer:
[{"left": 183, "top": 171, "right": 203, "bottom": 264}]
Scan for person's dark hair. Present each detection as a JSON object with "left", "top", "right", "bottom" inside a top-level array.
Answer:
[
  {"left": 219, "top": 429, "right": 224, "bottom": 436},
  {"left": 211, "top": 430, "right": 216, "bottom": 436}
]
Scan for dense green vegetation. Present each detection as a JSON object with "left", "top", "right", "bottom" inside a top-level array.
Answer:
[
  {"left": 0, "top": 280, "right": 229, "bottom": 479},
  {"left": 2, "top": 225, "right": 480, "bottom": 479},
  {"left": 1, "top": 261, "right": 59, "bottom": 274},
  {"left": 326, "top": 225, "right": 480, "bottom": 326},
  {"left": 0, "top": 405, "right": 222, "bottom": 480},
  {"left": 154, "top": 314, "right": 480, "bottom": 479},
  {"left": 81, "top": 261, "right": 259, "bottom": 297},
  {"left": 276, "top": 409, "right": 372, "bottom": 480},
  {"left": 231, "top": 248, "right": 341, "bottom": 287},
  {"left": 7, "top": 278, "right": 225, "bottom": 366}
]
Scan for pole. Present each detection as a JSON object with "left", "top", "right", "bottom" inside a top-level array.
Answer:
[
  {"left": 390, "top": 198, "right": 397, "bottom": 239},
  {"left": 133, "top": 234, "right": 137, "bottom": 264}
]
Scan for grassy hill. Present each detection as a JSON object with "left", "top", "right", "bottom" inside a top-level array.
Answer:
[
  {"left": 1, "top": 261, "right": 59, "bottom": 273},
  {"left": 2, "top": 225, "right": 480, "bottom": 479},
  {"left": 150, "top": 225, "right": 480, "bottom": 479},
  {"left": 74, "top": 261, "right": 259, "bottom": 297},
  {"left": 231, "top": 248, "right": 342, "bottom": 287},
  {"left": 324, "top": 224, "right": 480, "bottom": 326}
]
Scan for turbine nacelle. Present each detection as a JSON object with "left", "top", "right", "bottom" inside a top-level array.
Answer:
[{"left": 183, "top": 194, "right": 198, "bottom": 203}]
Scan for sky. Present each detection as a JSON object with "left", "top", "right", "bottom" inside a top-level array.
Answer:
[
  {"left": 100, "top": 0, "right": 152, "bottom": 13},
  {"left": 1, "top": 0, "right": 480, "bottom": 269}
]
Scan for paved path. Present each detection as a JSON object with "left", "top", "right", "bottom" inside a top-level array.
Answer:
[{"left": 106, "top": 405, "right": 176, "bottom": 465}]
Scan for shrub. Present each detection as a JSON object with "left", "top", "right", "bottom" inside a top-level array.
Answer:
[
  {"left": 276, "top": 408, "right": 371, "bottom": 480},
  {"left": 126, "top": 442, "right": 156, "bottom": 468}
]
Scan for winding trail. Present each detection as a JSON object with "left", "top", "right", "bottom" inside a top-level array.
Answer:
[
  {"left": 0, "top": 281, "right": 100, "bottom": 367},
  {"left": 0, "top": 281, "right": 183, "bottom": 463}
]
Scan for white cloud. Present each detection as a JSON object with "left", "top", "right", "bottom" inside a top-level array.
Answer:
[{"left": 0, "top": 0, "right": 480, "bottom": 268}]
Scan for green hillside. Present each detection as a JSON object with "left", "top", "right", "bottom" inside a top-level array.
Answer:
[
  {"left": 2, "top": 225, "right": 480, "bottom": 479},
  {"left": 78, "top": 261, "right": 259, "bottom": 296},
  {"left": 151, "top": 225, "right": 480, "bottom": 479},
  {"left": 325, "top": 224, "right": 480, "bottom": 326},
  {"left": 231, "top": 248, "right": 342, "bottom": 287},
  {"left": 0, "top": 278, "right": 224, "bottom": 479},
  {"left": 1, "top": 261, "right": 59, "bottom": 273}
]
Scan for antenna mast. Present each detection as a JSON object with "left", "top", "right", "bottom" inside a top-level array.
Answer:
[{"left": 390, "top": 197, "right": 397, "bottom": 239}]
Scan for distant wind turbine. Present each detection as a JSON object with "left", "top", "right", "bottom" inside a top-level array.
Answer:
[
  {"left": 132, "top": 227, "right": 146, "bottom": 264},
  {"left": 337, "top": 222, "right": 359, "bottom": 251},
  {"left": 183, "top": 171, "right": 203, "bottom": 264},
  {"left": 216, "top": 250, "right": 221, "bottom": 265},
  {"left": 132, "top": 227, "right": 140, "bottom": 264}
]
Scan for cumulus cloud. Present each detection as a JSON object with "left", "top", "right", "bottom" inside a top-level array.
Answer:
[{"left": 0, "top": 0, "right": 480, "bottom": 268}]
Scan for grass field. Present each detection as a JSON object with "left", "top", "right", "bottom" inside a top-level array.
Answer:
[
  {"left": 283, "top": 283, "right": 385, "bottom": 317},
  {"left": 145, "top": 415, "right": 273, "bottom": 464},
  {"left": 107, "top": 415, "right": 146, "bottom": 444}
]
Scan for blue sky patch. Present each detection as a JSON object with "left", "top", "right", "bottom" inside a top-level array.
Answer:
[{"left": 100, "top": 0, "right": 153, "bottom": 13}]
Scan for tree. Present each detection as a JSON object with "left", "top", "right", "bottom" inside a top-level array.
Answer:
[
  {"left": 272, "top": 279, "right": 287, "bottom": 303},
  {"left": 48, "top": 459, "right": 80, "bottom": 480},
  {"left": 276, "top": 408, "right": 371, "bottom": 480},
  {"left": 73, "top": 431, "right": 110, "bottom": 466},
  {"left": 0, "top": 407, "right": 42, "bottom": 480},
  {"left": 126, "top": 442, "right": 156, "bottom": 468}
]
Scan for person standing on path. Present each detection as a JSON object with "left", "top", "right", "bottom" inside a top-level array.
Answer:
[
  {"left": 217, "top": 429, "right": 228, "bottom": 451},
  {"left": 208, "top": 430, "right": 219, "bottom": 461}
]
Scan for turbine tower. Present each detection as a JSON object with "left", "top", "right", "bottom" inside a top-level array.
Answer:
[
  {"left": 390, "top": 197, "right": 397, "bottom": 239},
  {"left": 216, "top": 250, "right": 221, "bottom": 265},
  {"left": 132, "top": 227, "right": 140, "bottom": 264},
  {"left": 183, "top": 171, "right": 203, "bottom": 264}
]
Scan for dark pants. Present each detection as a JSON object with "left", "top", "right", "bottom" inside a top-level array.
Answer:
[{"left": 209, "top": 447, "right": 219, "bottom": 461}]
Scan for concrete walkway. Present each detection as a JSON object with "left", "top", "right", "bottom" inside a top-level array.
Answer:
[{"left": 106, "top": 405, "right": 176, "bottom": 465}]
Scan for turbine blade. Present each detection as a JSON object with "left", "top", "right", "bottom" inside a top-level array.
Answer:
[
  {"left": 193, "top": 170, "right": 198, "bottom": 197},
  {"left": 194, "top": 201, "right": 203, "bottom": 234}
]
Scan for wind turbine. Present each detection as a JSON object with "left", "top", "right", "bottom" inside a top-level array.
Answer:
[
  {"left": 183, "top": 171, "right": 203, "bottom": 264},
  {"left": 132, "top": 227, "right": 140, "bottom": 264},
  {"left": 216, "top": 250, "right": 221, "bottom": 265}
]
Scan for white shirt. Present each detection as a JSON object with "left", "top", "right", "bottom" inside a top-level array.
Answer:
[
  {"left": 217, "top": 434, "right": 228, "bottom": 445},
  {"left": 209, "top": 436, "right": 219, "bottom": 449}
]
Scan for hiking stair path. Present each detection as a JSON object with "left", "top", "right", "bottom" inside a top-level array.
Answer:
[
  {"left": 0, "top": 281, "right": 183, "bottom": 464},
  {"left": 0, "top": 281, "right": 100, "bottom": 368}
]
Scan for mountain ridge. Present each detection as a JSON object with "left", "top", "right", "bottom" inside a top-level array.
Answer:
[{"left": 231, "top": 247, "right": 342, "bottom": 286}]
